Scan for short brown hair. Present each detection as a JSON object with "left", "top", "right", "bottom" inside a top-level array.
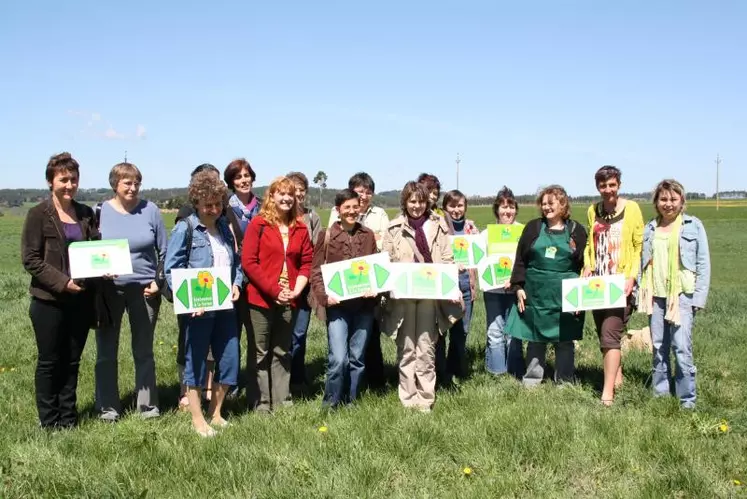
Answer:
[
  {"left": 188, "top": 170, "right": 228, "bottom": 206},
  {"left": 492, "top": 186, "right": 518, "bottom": 219},
  {"left": 594, "top": 165, "right": 621, "bottom": 185},
  {"left": 224, "top": 158, "right": 256, "bottom": 189},
  {"left": 259, "top": 176, "right": 298, "bottom": 227},
  {"left": 286, "top": 171, "right": 309, "bottom": 191},
  {"left": 400, "top": 181, "right": 429, "bottom": 214},
  {"left": 417, "top": 173, "right": 441, "bottom": 195},
  {"left": 652, "top": 179, "right": 687, "bottom": 215},
  {"left": 108, "top": 162, "right": 142, "bottom": 190},
  {"left": 536, "top": 184, "right": 571, "bottom": 220},
  {"left": 45, "top": 152, "right": 79, "bottom": 185},
  {"left": 442, "top": 189, "right": 467, "bottom": 211}
]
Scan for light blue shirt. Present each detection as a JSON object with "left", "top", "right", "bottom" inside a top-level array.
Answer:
[{"left": 100, "top": 200, "right": 167, "bottom": 286}]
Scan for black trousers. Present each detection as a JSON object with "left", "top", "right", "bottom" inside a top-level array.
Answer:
[
  {"left": 29, "top": 297, "right": 90, "bottom": 428},
  {"left": 365, "top": 319, "right": 386, "bottom": 388}
]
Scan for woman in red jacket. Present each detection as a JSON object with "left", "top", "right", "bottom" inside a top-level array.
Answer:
[{"left": 242, "top": 176, "right": 313, "bottom": 413}]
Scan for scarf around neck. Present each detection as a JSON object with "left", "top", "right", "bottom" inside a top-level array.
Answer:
[{"left": 407, "top": 213, "right": 433, "bottom": 263}]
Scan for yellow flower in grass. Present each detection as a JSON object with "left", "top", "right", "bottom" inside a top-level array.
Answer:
[
  {"left": 454, "top": 237, "right": 468, "bottom": 251},
  {"left": 197, "top": 271, "right": 214, "bottom": 289},
  {"left": 498, "top": 257, "right": 512, "bottom": 269},
  {"left": 350, "top": 260, "right": 369, "bottom": 277},
  {"left": 463, "top": 467, "right": 473, "bottom": 476},
  {"left": 733, "top": 479, "right": 742, "bottom": 486},
  {"left": 420, "top": 267, "right": 437, "bottom": 280},
  {"left": 719, "top": 423, "right": 730, "bottom": 433},
  {"left": 318, "top": 425, "right": 328, "bottom": 433},
  {"left": 589, "top": 278, "right": 605, "bottom": 291}
]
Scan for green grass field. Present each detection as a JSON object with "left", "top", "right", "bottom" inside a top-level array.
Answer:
[{"left": 1, "top": 203, "right": 746, "bottom": 498}]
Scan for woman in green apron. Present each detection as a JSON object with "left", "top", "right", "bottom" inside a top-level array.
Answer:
[{"left": 506, "top": 185, "right": 587, "bottom": 386}]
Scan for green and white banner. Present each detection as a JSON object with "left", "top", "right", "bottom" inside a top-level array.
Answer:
[
  {"left": 449, "top": 235, "right": 487, "bottom": 269},
  {"left": 389, "top": 263, "right": 460, "bottom": 300},
  {"left": 68, "top": 239, "right": 133, "bottom": 279},
  {"left": 478, "top": 254, "right": 515, "bottom": 291},
  {"left": 562, "top": 274, "right": 626, "bottom": 312},
  {"left": 321, "top": 252, "right": 394, "bottom": 302},
  {"left": 171, "top": 267, "right": 234, "bottom": 315},
  {"left": 486, "top": 224, "right": 524, "bottom": 256}
]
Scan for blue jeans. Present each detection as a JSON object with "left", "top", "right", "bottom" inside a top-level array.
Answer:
[
  {"left": 183, "top": 310, "right": 239, "bottom": 388},
  {"left": 290, "top": 289, "right": 311, "bottom": 385},
  {"left": 484, "top": 292, "right": 525, "bottom": 377},
  {"left": 323, "top": 307, "right": 374, "bottom": 407},
  {"left": 650, "top": 294, "right": 696, "bottom": 408},
  {"left": 436, "top": 274, "right": 472, "bottom": 383}
]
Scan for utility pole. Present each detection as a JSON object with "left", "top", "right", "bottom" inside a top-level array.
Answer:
[
  {"left": 715, "top": 154, "right": 721, "bottom": 211},
  {"left": 124, "top": 150, "right": 128, "bottom": 163},
  {"left": 455, "top": 153, "right": 461, "bottom": 190}
]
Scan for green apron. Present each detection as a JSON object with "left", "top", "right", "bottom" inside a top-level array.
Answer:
[{"left": 506, "top": 222, "right": 584, "bottom": 343}]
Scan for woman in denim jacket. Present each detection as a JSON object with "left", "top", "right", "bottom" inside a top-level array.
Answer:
[
  {"left": 638, "top": 179, "right": 710, "bottom": 409},
  {"left": 165, "top": 171, "right": 243, "bottom": 437}
]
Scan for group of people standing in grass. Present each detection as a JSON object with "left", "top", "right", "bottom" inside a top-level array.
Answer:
[{"left": 21, "top": 153, "right": 711, "bottom": 434}]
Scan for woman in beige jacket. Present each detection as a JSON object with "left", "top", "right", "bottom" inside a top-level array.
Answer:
[{"left": 381, "top": 181, "right": 463, "bottom": 412}]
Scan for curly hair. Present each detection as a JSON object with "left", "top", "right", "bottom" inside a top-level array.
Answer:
[
  {"left": 259, "top": 176, "right": 298, "bottom": 227},
  {"left": 536, "top": 184, "right": 571, "bottom": 220},
  {"left": 492, "top": 185, "right": 518, "bottom": 219},
  {"left": 45, "top": 152, "right": 80, "bottom": 186},
  {"left": 188, "top": 170, "right": 228, "bottom": 206},
  {"left": 417, "top": 173, "right": 441, "bottom": 195},
  {"left": 400, "top": 181, "right": 429, "bottom": 215}
]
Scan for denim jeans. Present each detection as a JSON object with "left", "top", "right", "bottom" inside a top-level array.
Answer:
[
  {"left": 323, "top": 307, "right": 374, "bottom": 407},
  {"left": 290, "top": 289, "right": 312, "bottom": 385},
  {"left": 183, "top": 310, "right": 239, "bottom": 388},
  {"left": 436, "top": 274, "right": 472, "bottom": 384},
  {"left": 650, "top": 294, "right": 697, "bottom": 408},
  {"left": 484, "top": 292, "right": 525, "bottom": 377}
]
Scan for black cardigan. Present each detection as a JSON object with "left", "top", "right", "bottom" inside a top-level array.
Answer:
[{"left": 510, "top": 218, "right": 588, "bottom": 290}]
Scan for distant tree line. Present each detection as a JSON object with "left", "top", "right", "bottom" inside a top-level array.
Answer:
[{"left": 0, "top": 188, "right": 743, "bottom": 211}]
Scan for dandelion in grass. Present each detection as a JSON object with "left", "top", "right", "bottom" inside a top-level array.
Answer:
[
  {"left": 318, "top": 426, "right": 328, "bottom": 433},
  {"left": 463, "top": 467, "right": 473, "bottom": 477},
  {"left": 733, "top": 479, "right": 741, "bottom": 486},
  {"left": 719, "top": 423, "right": 730, "bottom": 433}
]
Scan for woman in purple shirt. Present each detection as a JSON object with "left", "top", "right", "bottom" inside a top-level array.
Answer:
[{"left": 21, "top": 152, "right": 100, "bottom": 429}]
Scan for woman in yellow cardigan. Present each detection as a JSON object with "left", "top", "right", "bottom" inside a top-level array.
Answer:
[{"left": 583, "top": 166, "right": 644, "bottom": 406}]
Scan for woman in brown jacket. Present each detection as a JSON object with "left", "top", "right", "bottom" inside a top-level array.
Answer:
[
  {"left": 310, "top": 189, "right": 378, "bottom": 408},
  {"left": 21, "top": 152, "right": 100, "bottom": 429}
]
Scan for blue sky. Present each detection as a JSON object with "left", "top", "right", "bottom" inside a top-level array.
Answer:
[{"left": 1, "top": 1, "right": 745, "bottom": 197}]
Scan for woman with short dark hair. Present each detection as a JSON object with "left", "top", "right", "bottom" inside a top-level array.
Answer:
[{"left": 21, "top": 152, "right": 100, "bottom": 429}]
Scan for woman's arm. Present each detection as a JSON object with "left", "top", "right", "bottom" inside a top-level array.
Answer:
[
  {"left": 21, "top": 210, "right": 70, "bottom": 293},
  {"left": 582, "top": 204, "right": 594, "bottom": 275},
  {"left": 309, "top": 230, "right": 328, "bottom": 306},
  {"left": 163, "top": 220, "right": 189, "bottom": 291},
  {"left": 292, "top": 227, "right": 314, "bottom": 296},
  {"left": 692, "top": 218, "right": 711, "bottom": 309}
]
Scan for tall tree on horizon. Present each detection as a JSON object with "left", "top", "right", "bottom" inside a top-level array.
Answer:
[{"left": 313, "top": 170, "right": 328, "bottom": 206}]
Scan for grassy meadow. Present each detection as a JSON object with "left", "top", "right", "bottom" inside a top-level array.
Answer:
[{"left": 1, "top": 201, "right": 746, "bottom": 497}]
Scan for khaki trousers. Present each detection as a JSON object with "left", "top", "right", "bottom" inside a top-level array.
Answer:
[
  {"left": 395, "top": 299, "right": 439, "bottom": 409},
  {"left": 250, "top": 304, "right": 294, "bottom": 412}
]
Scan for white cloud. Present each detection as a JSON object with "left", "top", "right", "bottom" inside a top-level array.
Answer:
[{"left": 104, "top": 125, "right": 125, "bottom": 140}]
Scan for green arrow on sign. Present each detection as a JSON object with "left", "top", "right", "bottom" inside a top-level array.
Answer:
[
  {"left": 327, "top": 272, "right": 344, "bottom": 296},
  {"left": 472, "top": 243, "right": 485, "bottom": 265},
  {"left": 217, "top": 277, "right": 230, "bottom": 304},
  {"left": 176, "top": 280, "right": 190, "bottom": 309},
  {"left": 482, "top": 265, "right": 494, "bottom": 286},
  {"left": 374, "top": 263, "right": 390, "bottom": 288},
  {"left": 441, "top": 273, "right": 456, "bottom": 296},
  {"left": 564, "top": 287, "right": 579, "bottom": 308},
  {"left": 609, "top": 282, "right": 623, "bottom": 305}
]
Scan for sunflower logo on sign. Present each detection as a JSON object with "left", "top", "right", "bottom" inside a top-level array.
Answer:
[
  {"left": 197, "top": 271, "right": 214, "bottom": 289},
  {"left": 351, "top": 260, "right": 369, "bottom": 277}
]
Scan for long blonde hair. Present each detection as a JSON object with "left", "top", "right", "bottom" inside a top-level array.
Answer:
[{"left": 259, "top": 176, "right": 298, "bottom": 227}]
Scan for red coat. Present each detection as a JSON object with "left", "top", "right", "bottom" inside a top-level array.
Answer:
[{"left": 242, "top": 215, "right": 313, "bottom": 309}]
